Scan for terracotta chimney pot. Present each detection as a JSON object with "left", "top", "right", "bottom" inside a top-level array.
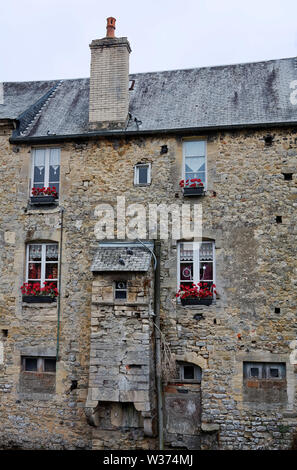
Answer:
[{"left": 106, "top": 17, "right": 116, "bottom": 37}]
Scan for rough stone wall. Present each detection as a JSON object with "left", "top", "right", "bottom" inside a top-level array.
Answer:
[
  {"left": 0, "top": 126, "right": 296, "bottom": 449},
  {"left": 86, "top": 271, "right": 157, "bottom": 448}
]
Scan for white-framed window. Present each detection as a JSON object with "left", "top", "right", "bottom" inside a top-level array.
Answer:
[
  {"left": 183, "top": 140, "right": 207, "bottom": 188},
  {"left": 26, "top": 243, "right": 58, "bottom": 288},
  {"left": 134, "top": 163, "right": 151, "bottom": 185},
  {"left": 177, "top": 241, "right": 215, "bottom": 290},
  {"left": 114, "top": 281, "right": 127, "bottom": 300},
  {"left": 31, "top": 148, "right": 60, "bottom": 196}
]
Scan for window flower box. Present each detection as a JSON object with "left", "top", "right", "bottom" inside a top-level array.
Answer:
[
  {"left": 176, "top": 283, "right": 216, "bottom": 307},
  {"left": 181, "top": 297, "right": 212, "bottom": 306},
  {"left": 21, "top": 281, "right": 59, "bottom": 303},
  {"left": 179, "top": 179, "right": 205, "bottom": 196},
  {"left": 30, "top": 187, "right": 58, "bottom": 205},
  {"left": 22, "top": 295, "right": 56, "bottom": 303}
]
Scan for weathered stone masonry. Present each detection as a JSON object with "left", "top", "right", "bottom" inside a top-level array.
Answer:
[{"left": 0, "top": 127, "right": 296, "bottom": 449}]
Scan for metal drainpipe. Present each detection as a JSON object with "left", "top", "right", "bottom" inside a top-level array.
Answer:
[
  {"left": 56, "top": 207, "right": 64, "bottom": 361},
  {"left": 154, "top": 240, "right": 164, "bottom": 449}
]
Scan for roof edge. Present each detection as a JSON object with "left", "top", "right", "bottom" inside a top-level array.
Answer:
[{"left": 9, "top": 120, "right": 297, "bottom": 144}]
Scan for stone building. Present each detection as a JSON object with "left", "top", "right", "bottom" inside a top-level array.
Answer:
[{"left": 0, "top": 18, "right": 297, "bottom": 450}]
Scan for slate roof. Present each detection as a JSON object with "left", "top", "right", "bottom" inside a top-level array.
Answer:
[
  {"left": 91, "top": 242, "right": 153, "bottom": 272},
  {"left": 2, "top": 56, "right": 297, "bottom": 140}
]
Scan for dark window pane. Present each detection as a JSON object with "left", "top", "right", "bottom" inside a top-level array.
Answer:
[
  {"left": 44, "top": 359, "right": 56, "bottom": 373},
  {"left": 115, "top": 290, "right": 127, "bottom": 299},
  {"left": 34, "top": 166, "right": 45, "bottom": 184},
  {"left": 138, "top": 166, "right": 148, "bottom": 184},
  {"left": 25, "top": 358, "right": 37, "bottom": 371},
  {"left": 49, "top": 165, "right": 60, "bottom": 183},
  {"left": 200, "top": 262, "right": 213, "bottom": 281},
  {"left": 180, "top": 263, "right": 193, "bottom": 281},
  {"left": 183, "top": 365, "right": 195, "bottom": 380},
  {"left": 269, "top": 368, "right": 279, "bottom": 378},
  {"left": 250, "top": 367, "right": 259, "bottom": 377}
]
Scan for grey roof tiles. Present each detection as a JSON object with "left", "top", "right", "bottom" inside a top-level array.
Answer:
[
  {"left": 2, "top": 56, "right": 297, "bottom": 138},
  {"left": 91, "top": 245, "right": 153, "bottom": 272}
]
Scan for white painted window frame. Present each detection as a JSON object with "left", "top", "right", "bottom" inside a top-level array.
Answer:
[
  {"left": 26, "top": 243, "right": 59, "bottom": 286},
  {"left": 177, "top": 241, "right": 216, "bottom": 292},
  {"left": 134, "top": 163, "right": 151, "bottom": 185},
  {"left": 182, "top": 140, "right": 207, "bottom": 190},
  {"left": 31, "top": 147, "right": 60, "bottom": 193}
]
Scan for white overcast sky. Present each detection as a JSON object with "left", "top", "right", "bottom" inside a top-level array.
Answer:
[{"left": 1, "top": 0, "right": 297, "bottom": 82}]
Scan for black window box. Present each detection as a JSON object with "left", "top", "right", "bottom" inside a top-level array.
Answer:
[
  {"left": 30, "top": 196, "right": 57, "bottom": 205},
  {"left": 181, "top": 297, "right": 212, "bottom": 306},
  {"left": 22, "top": 295, "right": 56, "bottom": 303},
  {"left": 183, "top": 187, "right": 205, "bottom": 197}
]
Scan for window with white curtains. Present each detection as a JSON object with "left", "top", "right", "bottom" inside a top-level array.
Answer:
[
  {"left": 31, "top": 148, "right": 60, "bottom": 196},
  {"left": 26, "top": 243, "right": 59, "bottom": 288},
  {"left": 177, "top": 241, "right": 215, "bottom": 290},
  {"left": 183, "top": 140, "right": 206, "bottom": 188}
]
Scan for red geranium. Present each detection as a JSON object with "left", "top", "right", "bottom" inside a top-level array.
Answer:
[
  {"left": 179, "top": 178, "right": 204, "bottom": 188},
  {"left": 21, "top": 281, "right": 59, "bottom": 298},
  {"left": 31, "top": 187, "right": 58, "bottom": 198},
  {"left": 176, "top": 283, "right": 216, "bottom": 300}
]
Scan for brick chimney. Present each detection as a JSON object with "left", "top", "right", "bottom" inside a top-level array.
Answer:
[{"left": 89, "top": 18, "right": 131, "bottom": 130}]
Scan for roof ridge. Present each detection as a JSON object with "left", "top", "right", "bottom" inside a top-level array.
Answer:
[{"left": 18, "top": 80, "right": 63, "bottom": 137}]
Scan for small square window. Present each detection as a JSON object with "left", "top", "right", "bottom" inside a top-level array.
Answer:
[
  {"left": 178, "top": 362, "right": 202, "bottom": 383},
  {"left": 115, "top": 281, "right": 127, "bottom": 300},
  {"left": 134, "top": 164, "right": 151, "bottom": 185}
]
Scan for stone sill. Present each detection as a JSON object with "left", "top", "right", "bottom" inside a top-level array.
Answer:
[
  {"left": 18, "top": 392, "right": 56, "bottom": 401},
  {"left": 177, "top": 300, "right": 218, "bottom": 309},
  {"left": 22, "top": 302, "right": 57, "bottom": 309},
  {"left": 92, "top": 301, "right": 149, "bottom": 307},
  {"left": 25, "top": 206, "right": 60, "bottom": 215}
]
